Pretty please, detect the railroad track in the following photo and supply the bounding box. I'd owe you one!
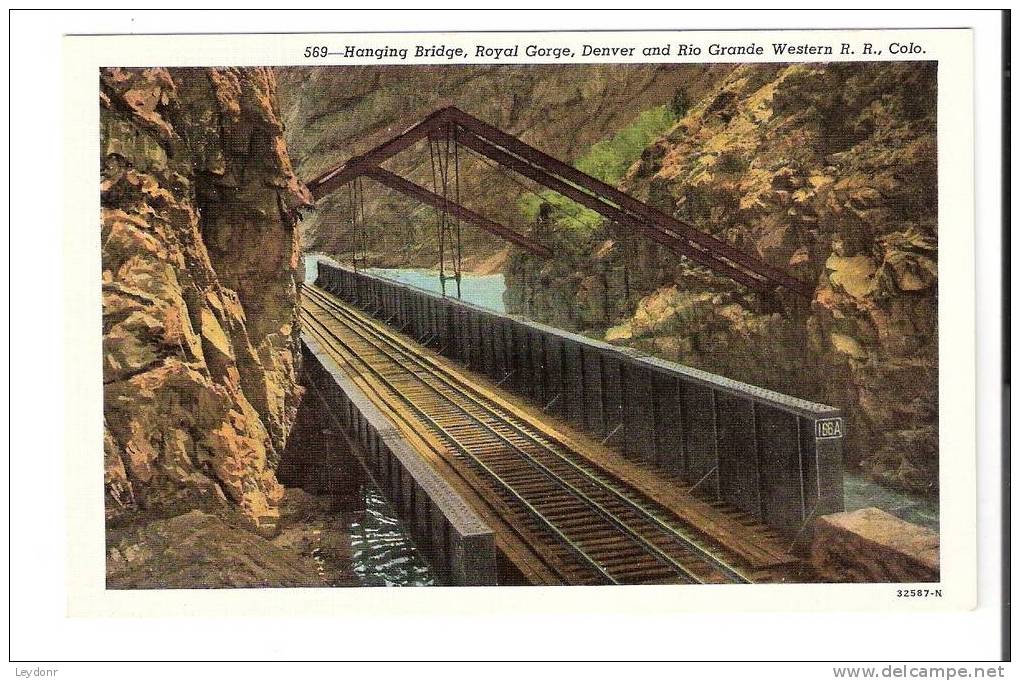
[301,283,771,586]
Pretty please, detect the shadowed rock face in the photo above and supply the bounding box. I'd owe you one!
[505,62,938,495]
[101,67,312,528]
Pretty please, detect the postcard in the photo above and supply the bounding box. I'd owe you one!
[64,26,978,616]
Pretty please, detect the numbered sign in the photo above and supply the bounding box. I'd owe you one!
[815,417,845,440]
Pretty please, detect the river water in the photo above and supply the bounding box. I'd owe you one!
[843,474,938,531]
[303,253,507,313]
[345,486,435,587]
[301,253,939,535]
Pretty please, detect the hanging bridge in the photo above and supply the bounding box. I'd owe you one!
[306,105,814,301]
[296,107,843,586]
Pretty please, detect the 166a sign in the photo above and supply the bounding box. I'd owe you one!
[815,417,844,439]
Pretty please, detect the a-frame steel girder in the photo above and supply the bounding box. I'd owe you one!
[363,167,552,257]
[307,106,813,299]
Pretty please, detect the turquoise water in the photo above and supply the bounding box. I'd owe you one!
[303,252,342,284]
[303,253,507,314]
[843,474,939,531]
[365,268,508,314]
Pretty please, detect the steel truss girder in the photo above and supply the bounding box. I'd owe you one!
[307,106,812,298]
[364,167,552,257]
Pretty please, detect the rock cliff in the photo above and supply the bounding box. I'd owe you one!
[101,67,312,529]
[505,62,938,494]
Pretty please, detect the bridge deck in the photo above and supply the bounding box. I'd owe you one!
[301,283,803,585]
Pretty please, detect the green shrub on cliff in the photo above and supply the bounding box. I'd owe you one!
[518,105,677,235]
[576,105,676,185]
[669,87,690,119]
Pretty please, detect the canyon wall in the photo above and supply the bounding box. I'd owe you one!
[505,62,938,494]
[101,67,311,529]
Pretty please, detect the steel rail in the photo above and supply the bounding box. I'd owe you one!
[306,283,752,583]
[309,283,756,583]
[302,307,581,585]
[305,299,707,587]
[305,303,586,587]
[303,302,682,585]
[304,285,751,584]
[300,304,621,585]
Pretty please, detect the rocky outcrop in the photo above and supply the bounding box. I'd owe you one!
[101,67,312,529]
[811,507,939,583]
[105,489,359,589]
[505,63,938,494]
[106,509,322,589]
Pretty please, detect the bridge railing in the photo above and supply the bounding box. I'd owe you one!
[314,261,844,542]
